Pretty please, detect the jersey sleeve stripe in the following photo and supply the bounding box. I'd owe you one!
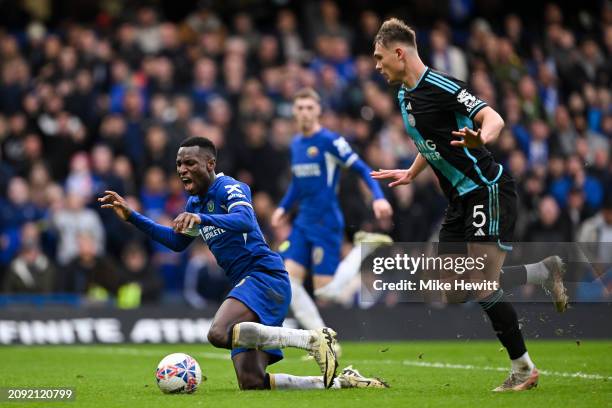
[427,72,460,91]
[425,77,456,94]
[227,201,253,212]
[468,101,488,118]
[344,153,358,167]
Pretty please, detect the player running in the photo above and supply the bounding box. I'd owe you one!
[99,137,386,390]
[371,18,553,391]
[271,88,393,334]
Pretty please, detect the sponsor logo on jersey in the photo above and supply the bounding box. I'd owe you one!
[279,240,290,252]
[225,184,241,193]
[456,89,483,112]
[406,101,412,111]
[332,137,353,157]
[292,163,321,177]
[307,146,319,158]
[312,246,324,265]
[415,139,442,161]
[224,184,247,200]
[408,113,416,127]
[201,225,226,241]
[474,228,486,236]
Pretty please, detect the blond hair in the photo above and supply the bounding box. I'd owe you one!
[293,87,321,103]
[374,18,417,49]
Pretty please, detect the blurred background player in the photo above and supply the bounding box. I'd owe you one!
[371,18,542,391]
[100,136,386,390]
[271,88,393,338]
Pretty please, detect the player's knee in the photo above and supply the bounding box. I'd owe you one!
[237,371,267,390]
[207,324,230,349]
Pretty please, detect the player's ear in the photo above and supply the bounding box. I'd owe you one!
[207,157,216,171]
[395,47,403,60]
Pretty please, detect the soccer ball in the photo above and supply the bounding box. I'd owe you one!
[156,353,202,394]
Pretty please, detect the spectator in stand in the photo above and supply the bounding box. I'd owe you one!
[524,196,573,242]
[3,222,55,293]
[429,23,468,81]
[52,191,105,266]
[117,240,162,306]
[64,232,121,297]
[140,166,168,220]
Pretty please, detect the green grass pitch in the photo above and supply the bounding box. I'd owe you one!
[2,341,610,407]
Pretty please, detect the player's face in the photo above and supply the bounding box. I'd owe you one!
[373,42,403,84]
[292,97,321,132]
[176,146,215,196]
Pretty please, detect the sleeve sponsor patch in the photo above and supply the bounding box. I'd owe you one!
[456,89,484,113]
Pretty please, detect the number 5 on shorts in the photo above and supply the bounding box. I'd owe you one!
[472,204,486,228]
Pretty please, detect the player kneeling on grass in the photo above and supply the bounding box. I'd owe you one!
[99,136,387,390]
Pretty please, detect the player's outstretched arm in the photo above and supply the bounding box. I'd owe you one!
[98,190,132,220]
[451,106,504,148]
[371,153,428,187]
[98,190,193,252]
[197,204,255,233]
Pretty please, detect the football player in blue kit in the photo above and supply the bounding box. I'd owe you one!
[271,88,393,334]
[99,137,387,390]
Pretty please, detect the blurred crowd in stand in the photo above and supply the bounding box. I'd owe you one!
[0,1,610,306]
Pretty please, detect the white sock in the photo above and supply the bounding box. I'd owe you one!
[270,374,340,390]
[315,246,363,299]
[511,351,535,374]
[525,262,549,284]
[232,322,314,350]
[290,278,325,329]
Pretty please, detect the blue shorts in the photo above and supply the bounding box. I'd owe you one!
[279,224,342,276]
[227,270,291,364]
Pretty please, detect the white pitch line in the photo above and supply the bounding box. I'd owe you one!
[398,360,611,381]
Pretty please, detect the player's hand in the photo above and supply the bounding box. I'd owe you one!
[98,190,132,221]
[370,169,414,187]
[372,198,393,220]
[173,212,201,233]
[270,208,287,228]
[450,127,484,148]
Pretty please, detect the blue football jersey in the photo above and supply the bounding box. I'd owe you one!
[186,173,285,285]
[283,128,358,229]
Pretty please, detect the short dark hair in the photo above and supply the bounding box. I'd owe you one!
[179,137,217,158]
[374,18,417,49]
